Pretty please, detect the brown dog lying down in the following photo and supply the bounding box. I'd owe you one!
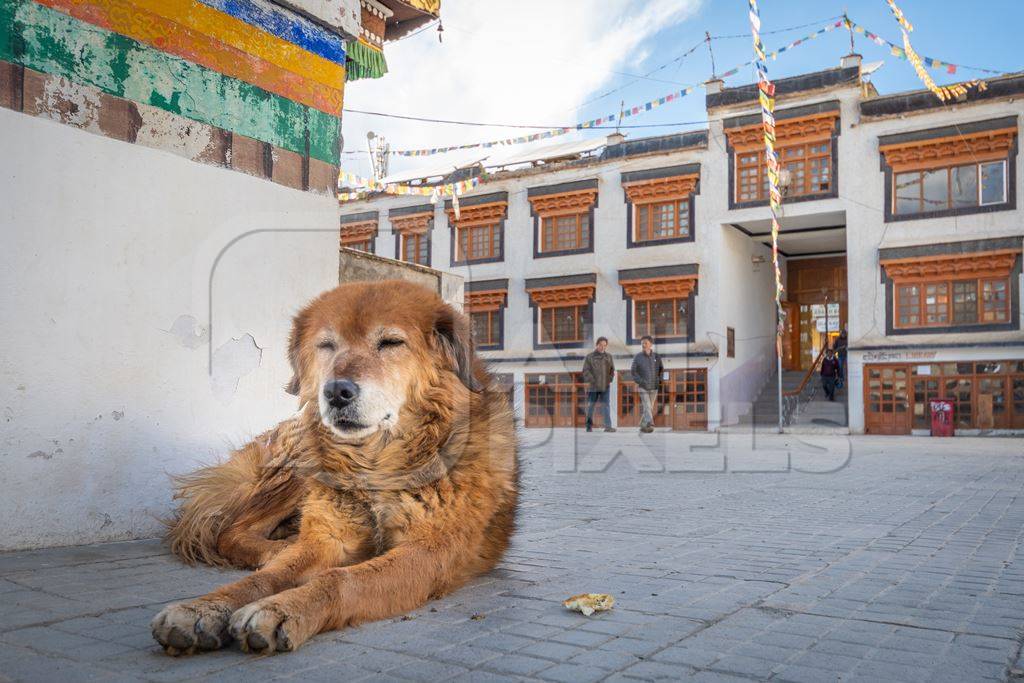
[152,280,518,655]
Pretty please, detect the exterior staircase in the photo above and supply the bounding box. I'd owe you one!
[734,369,849,432]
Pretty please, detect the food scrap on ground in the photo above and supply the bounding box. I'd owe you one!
[562,593,615,616]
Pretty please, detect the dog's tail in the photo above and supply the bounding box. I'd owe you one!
[163,422,306,567]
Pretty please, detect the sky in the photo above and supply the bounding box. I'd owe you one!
[340,0,1023,181]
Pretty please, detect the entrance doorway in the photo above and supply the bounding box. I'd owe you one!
[783,256,847,371]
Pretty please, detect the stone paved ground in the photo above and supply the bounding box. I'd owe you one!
[2,432,1024,682]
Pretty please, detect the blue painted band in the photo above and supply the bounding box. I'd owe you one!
[197,0,348,65]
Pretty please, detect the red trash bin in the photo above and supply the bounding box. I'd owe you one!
[929,399,954,437]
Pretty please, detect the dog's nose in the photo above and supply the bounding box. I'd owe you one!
[323,379,360,408]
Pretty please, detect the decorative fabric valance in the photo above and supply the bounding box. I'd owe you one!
[526,284,596,307]
[622,175,698,204]
[881,249,1019,281]
[528,189,598,217]
[725,112,839,152]
[464,289,507,313]
[340,220,377,243]
[346,39,388,81]
[880,128,1017,173]
[620,276,698,301]
[446,202,507,227]
[390,212,432,235]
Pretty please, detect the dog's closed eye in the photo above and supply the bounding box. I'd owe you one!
[377,337,405,351]
[317,339,337,352]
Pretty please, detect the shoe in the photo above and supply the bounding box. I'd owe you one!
[641,425,654,433]
[604,427,616,432]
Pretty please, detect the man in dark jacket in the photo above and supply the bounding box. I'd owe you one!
[630,335,664,433]
[820,347,841,401]
[582,337,616,432]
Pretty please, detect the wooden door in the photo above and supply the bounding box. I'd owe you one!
[782,302,800,371]
[864,365,911,434]
[670,369,708,431]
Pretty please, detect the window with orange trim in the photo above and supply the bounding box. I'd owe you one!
[634,199,689,243]
[342,237,374,252]
[895,275,1011,329]
[539,305,586,344]
[456,223,501,263]
[634,297,688,339]
[540,213,590,253]
[736,142,831,202]
[400,232,429,266]
[470,310,502,348]
[894,160,1006,215]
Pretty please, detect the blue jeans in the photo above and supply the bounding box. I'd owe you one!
[585,390,612,428]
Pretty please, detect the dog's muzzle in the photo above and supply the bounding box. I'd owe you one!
[321,379,367,431]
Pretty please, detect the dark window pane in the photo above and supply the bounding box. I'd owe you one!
[952,280,978,324]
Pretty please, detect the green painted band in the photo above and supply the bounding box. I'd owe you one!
[0,0,340,163]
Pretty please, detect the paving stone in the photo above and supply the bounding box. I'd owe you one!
[1,434,1023,682]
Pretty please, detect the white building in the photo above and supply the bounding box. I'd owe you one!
[341,57,1024,435]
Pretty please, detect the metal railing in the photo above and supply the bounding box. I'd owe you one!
[781,345,827,425]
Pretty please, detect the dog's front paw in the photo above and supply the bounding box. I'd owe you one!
[229,598,313,654]
[151,600,233,655]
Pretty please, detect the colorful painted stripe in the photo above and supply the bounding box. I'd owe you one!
[39,0,347,90]
[36,0,343,114]
[1,0,340,163]
[197,0,347,65]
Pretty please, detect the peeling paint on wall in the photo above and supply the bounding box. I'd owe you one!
[210,334,263,402]
[167,314,210,349]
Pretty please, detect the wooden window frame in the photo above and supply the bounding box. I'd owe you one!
[726,111,839,208]
[455,223,501,263]
[633,198,691,244]
[617,368,708,431]
[880,126,1017,222]
[400,231,430,266]
[529,189,597,257]
[892,160,1007,216]
[470,309,503,349]
[623,175,697,248]
[540,213,590,254]
[734,142,832,203]
[527,283,595,350]
[633,297,688,340]
[620,276,697,344]
[465,288,507,351]
[447,202,506,266]
[538,305,586,344]
[883,250,1018,334]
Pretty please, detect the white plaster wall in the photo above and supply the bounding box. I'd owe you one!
[0,110,340,550]
[714,227,776,424]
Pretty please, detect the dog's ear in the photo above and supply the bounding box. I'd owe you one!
[433,303,483,393]
[285,308,308,396]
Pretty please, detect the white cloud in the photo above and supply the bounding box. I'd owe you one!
[341,0,704,178]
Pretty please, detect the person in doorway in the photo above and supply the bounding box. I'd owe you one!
[834,326,849,378]
[820,347,841,401]
[582,336,616,432]
[631,335,664,433]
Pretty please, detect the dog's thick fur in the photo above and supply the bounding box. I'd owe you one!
[153,281,518,655]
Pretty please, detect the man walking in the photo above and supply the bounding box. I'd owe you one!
[631,335,664,433]
[582,336,616,432]
[820,347,841,401]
